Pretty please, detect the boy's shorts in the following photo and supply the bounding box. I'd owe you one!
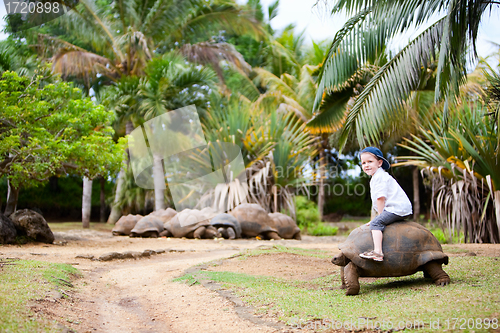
[369,211,410,231]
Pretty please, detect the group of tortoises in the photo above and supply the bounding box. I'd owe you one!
[112,203,301,240]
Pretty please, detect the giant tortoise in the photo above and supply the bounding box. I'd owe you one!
[269,212,301,240]
[150,208,177,237]
[331,222,450,295]
[211,213,242,239]
[229,203,280,240]
[130,215,164,238]
[112,214,143,236]
[169,209,219,239]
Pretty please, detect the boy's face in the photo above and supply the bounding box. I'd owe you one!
[361,152,383,176]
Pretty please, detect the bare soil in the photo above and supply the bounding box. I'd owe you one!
[1,228,499,333]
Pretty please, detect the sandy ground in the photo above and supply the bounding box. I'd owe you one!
[1,228,499,333]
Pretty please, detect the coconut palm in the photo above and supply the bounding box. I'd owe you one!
[31,0,261,85]
[100,52,218,218]
[314,0,498,150]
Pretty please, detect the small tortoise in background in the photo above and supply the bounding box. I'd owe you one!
[331,222,450,295]
[269,213,301,240]
[112,214,143,236]
[229,203,280,240]
[211,213,242,239]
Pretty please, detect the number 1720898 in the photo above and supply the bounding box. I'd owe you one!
[5,1,61,14]
[444,318,498,330]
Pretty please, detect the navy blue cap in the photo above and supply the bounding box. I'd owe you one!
[360,147,390,170]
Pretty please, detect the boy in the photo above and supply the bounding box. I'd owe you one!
[359,147,412,262]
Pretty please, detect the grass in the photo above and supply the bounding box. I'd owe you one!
[0,259,81,332]
[48,222,114,233]
[175,247,500,332]
[307,223,339,236]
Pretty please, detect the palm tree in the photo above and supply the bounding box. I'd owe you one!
[17,0,262,223]
[395,66,500,243]
[313,0,498,150]
[200,94,316,218]
[30,0,261,86]
[101,52,218,219]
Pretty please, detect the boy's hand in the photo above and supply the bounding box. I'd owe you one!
[365,222,370,226]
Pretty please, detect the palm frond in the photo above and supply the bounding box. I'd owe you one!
[180,42,251,83]
[337,19,445,150]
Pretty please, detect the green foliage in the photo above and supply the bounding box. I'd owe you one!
[0,175,115,218]
[397,91,500,243]
[430,227,464,245]
[0,259,80,332]
[295,196,320,229]
[307,223,338,236]
[314,0,495,151]
[324,176,372,216]
[0,70,125,188]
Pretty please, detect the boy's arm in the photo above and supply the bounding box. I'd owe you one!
[377,197,386,215]
[366,197,386,225]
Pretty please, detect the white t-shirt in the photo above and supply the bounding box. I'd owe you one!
[370,168,413,217]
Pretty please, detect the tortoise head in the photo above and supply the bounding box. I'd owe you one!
[331,253,349,266]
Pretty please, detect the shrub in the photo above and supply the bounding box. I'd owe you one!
[430,227,464,244]
[308,223,339,236]
[295,196,320,229]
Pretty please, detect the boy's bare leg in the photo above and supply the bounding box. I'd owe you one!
[372,230,383,255]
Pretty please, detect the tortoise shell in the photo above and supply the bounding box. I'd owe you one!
[229,203,277,237]
[150,208,177,225]
[130,215,164,237]
[169,209,211,238]
[210,213,242,238]
[269,213,301,239]
[112,214,142,236]
[340,222,448,277]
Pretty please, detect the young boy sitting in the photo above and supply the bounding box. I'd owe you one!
[358,147,413,262]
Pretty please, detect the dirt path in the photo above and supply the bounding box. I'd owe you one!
[2,229,498,333]
[0,229,344,333]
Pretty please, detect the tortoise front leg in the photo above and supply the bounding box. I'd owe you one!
[193,226,206,239]
[266,231,282,240]
[344,262,360,296]
[422,261,450,286]
[226,227,236,239]
[340,266,347,289]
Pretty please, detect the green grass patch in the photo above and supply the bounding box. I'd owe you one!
[48,222,114,233]
[176,250,500,332]
[0,259,81,332]
[307,223,339,236]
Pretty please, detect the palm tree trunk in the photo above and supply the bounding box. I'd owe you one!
[107,121,134,224]
[4,179,19,216]
[413,167,420,222]
[494,190,500,242]
[100,176,106,222]
[82,177,93,228]
[153,154,165,211]
[107,164,126,224]
[318,147,326,221]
